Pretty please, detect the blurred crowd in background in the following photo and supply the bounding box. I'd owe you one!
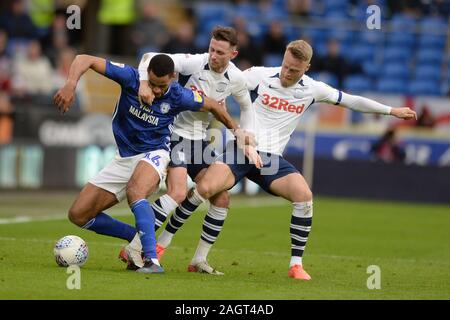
[0,0,449,159]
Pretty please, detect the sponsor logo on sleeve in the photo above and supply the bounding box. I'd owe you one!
[193,91,204,103]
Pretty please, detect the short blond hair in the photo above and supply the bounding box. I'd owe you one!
[286,40,313,63]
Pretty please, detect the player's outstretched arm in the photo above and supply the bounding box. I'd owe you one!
[201,96,256,147]
[54,54,106,114]
[337,92,417,120]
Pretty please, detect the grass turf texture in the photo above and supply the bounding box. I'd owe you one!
[0,191,449,299]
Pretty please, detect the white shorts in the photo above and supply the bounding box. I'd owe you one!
[89,149,170,202]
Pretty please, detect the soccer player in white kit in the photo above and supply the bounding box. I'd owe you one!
[163,40,417,279]
[120,26,260,271]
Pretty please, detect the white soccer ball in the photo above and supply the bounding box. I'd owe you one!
[54,235,89,267]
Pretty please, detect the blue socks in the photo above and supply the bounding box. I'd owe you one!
[130,199,157,260]
[82,212,136,242]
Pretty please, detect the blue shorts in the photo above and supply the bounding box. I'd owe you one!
[216,141,299,195]
[169,133,218,180]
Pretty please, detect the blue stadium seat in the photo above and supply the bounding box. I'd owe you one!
[381,63,410,79]
[327,29,354,44]
[235,2,259,19]
[416,49,443,65]
[418,34,447,49]
[314,40,329,57]
[194,3,231,22]
[387,32,416,48]
[358,30,384,45]
[309,72,339,89]
[376,79,407,94]
[300,27,328,44]
[383,46,411,62]
[362,61,382,78]
[349,43,376,63]
[409,80,441,96]
[420,17,448,32]
[414,65,442,81]
[391,14,417,29]
[323,0,349,11]
[343,75,373,93]
[324,11,350,20]
[263,54,283,67]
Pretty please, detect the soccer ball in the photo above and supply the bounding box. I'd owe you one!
[54,235,89,267]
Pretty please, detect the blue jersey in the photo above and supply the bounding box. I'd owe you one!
[104,60,205,157]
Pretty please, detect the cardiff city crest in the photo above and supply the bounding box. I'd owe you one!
[160,102,171,114]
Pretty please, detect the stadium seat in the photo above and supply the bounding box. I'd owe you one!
[391,13,417,29]
[420,16,448,33]
[311,72,339,89]
[263,54,283,67]
[300,27,328,44]
[418,34,447,49]
[235,2,259,19]
[409,80,441,96]
[343,75,372,93]
[416,49,444,65]
[323,0,349,12]
[349,43,376,63]
[414,65,442,81]
[358,30,385,45]
[381,63,410,79]
[327,29,354,44]
[376,79,407,94]
[194,2,231,22]
[362,61,382,78]
[387,32,416,48]
[383,46,411,62]
[313,40,329,57]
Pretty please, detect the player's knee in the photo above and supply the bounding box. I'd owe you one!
[167,187,187,204]
[292,187,313,203]
[210,191,230,208]
[303,188,313,202]
[68,207,89,227]
[126,180,145,203]
[196,182,214,200]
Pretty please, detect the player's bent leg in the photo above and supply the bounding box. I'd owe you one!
[69,183,140,270]
[159,163,234,249]
[269,173,313,280]
[188,190,230,275]
[166,166,189,204]
[127,160,164,272]
[69,183,137,243]
[268,172,312,203]
[152,166,187,234]
[196,162,236,200]
[156,166,194,258]
[68,183,118,226]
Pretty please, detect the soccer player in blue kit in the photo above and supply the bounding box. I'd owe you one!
[53,53,255,273]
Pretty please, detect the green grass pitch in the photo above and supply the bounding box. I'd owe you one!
[0,191,449,300]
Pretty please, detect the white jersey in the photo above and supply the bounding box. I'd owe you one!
[139,53,252,140]
[244,66,391,155]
